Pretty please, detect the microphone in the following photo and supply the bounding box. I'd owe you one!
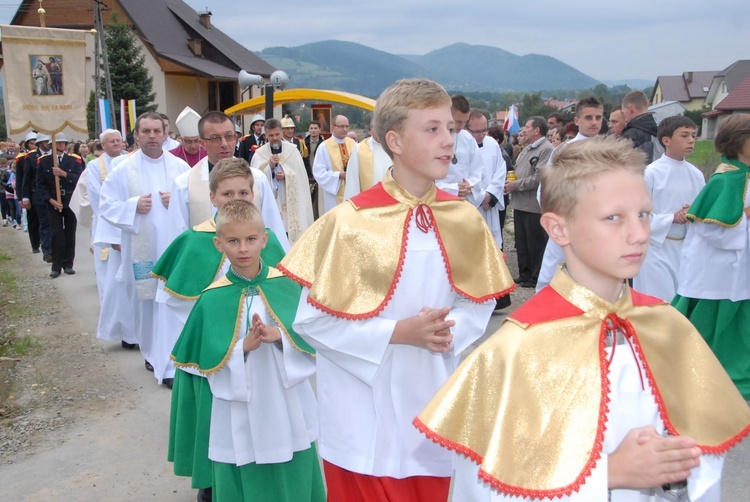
[271,143,282,155]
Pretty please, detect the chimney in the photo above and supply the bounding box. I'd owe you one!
[199,10,212,29]
[685,71,693,83]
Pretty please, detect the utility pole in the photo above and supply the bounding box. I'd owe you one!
[93,0,116,132]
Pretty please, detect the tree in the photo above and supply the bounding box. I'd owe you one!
[86,91,96,138]
[519,93,557,122]
[101,15,156,118]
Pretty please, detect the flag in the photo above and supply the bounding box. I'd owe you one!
[0,25,88,135]
[503,104,520,135]
[120,98,127,139]
[99,99,112,130]
[128,100,137,132]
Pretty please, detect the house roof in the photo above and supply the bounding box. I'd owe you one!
[7,0,275,80]
[117,0,276,79]
[717,60,750,91]
[715,75,750,111]
[653,71,717,103]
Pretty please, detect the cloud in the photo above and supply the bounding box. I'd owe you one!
[67,0,750,81]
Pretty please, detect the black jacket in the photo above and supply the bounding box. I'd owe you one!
[22,149,49,204]
[621,113,658,163]
[35,153,83,205]
[238,134,265,163]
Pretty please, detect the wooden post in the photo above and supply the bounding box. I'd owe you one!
[51,133,62,212]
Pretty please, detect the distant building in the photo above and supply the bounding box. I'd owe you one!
[544,98,576,110]
[651,71,717,111]
[648,101,687,125]
[700,60,750,139]
[3,0,276,134]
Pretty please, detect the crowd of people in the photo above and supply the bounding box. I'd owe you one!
[2,80,750,501]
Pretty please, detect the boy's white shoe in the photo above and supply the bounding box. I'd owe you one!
[2,218,7,227]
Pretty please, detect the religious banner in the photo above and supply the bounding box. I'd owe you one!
[1,25,88,135]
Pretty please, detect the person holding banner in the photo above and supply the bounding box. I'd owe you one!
[36,134,82,278]
[100,112,189,382]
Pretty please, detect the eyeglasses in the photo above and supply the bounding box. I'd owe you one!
[333,124,350,129]
[466,127,488,134]
[183,138,201,145]
[201,134,236,144]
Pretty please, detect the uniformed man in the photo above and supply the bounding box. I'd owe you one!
[237,113,265,163]
[36,133,83,278]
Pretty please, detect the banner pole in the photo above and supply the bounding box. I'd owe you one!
[51,133,62,212]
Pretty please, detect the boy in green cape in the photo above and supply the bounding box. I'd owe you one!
[154,158,286,500]
[171,200,323,501]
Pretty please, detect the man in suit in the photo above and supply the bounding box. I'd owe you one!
[22,133,53,261]
[36,133,83,278]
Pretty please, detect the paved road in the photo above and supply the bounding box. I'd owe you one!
[1,226,748,500]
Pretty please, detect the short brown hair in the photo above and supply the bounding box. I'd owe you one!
[714,113,750,160]
[621,90,649,112]
[374,78,451,158]
[135,112,165,133]
[215,199,264,235]
[209,157,254,193]
[198,111,232,138]
[451,95,471,113]
[541,136,646,218]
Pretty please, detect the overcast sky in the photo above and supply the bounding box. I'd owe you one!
[2,1,747,83]
[181,0,747,83]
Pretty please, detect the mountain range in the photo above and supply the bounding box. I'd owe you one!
[258,41,601,97]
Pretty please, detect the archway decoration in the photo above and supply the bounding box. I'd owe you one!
[224,88,376,116]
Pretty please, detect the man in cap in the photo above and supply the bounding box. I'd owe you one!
[238,113,265,163]
[280,116,308,158]
[22,133,53,260]
[36,133,83,278]
[251,117,314,244]
[313,114,356,214]
[169,107,206,167]
[15,132,37,250]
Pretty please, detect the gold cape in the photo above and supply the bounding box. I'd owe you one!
[416,269,750,499]
[278,171,514,319]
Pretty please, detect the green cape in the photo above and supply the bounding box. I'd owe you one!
[151,218,286,300]
[171,263,314,374]
[686,158,749,228]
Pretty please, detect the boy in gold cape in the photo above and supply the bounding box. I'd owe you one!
[416,137,750,501]
[280,78,514,500]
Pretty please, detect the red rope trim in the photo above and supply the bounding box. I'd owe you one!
[410,325,612,500]
[299,209,412,320]
[625,318,750,455]
[413,417,483,464]
[430,205,516,303]
[277,263,312,289]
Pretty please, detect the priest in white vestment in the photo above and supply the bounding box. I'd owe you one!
[313,114,357,214]
[344,128,391,199]
[166,112,288,249]
[100,112,189,383]
[251,118,314,245]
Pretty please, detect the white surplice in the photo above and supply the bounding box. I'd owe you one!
[343,137,391,199]
[633,156,705,301]
[312,136,350,215]
[436,129,484,207]
[166,157,289,250]
[476,135,506,249]
[207,295,318,466]
[99,150,189,379]
[451,337,723,502]
[251,142,314,245]
[293,214,494,478]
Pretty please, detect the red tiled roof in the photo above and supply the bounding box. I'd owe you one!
[715,75,750,111]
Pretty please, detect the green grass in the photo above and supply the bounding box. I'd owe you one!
[0,332,41,358]
[687,140,720,178]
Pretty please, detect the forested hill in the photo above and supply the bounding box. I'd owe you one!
[259,41,599,96]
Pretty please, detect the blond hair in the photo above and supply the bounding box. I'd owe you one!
[209,157,254,193]
[374,78,451,158]
[541,136,646,217]
[215,199,264,235]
